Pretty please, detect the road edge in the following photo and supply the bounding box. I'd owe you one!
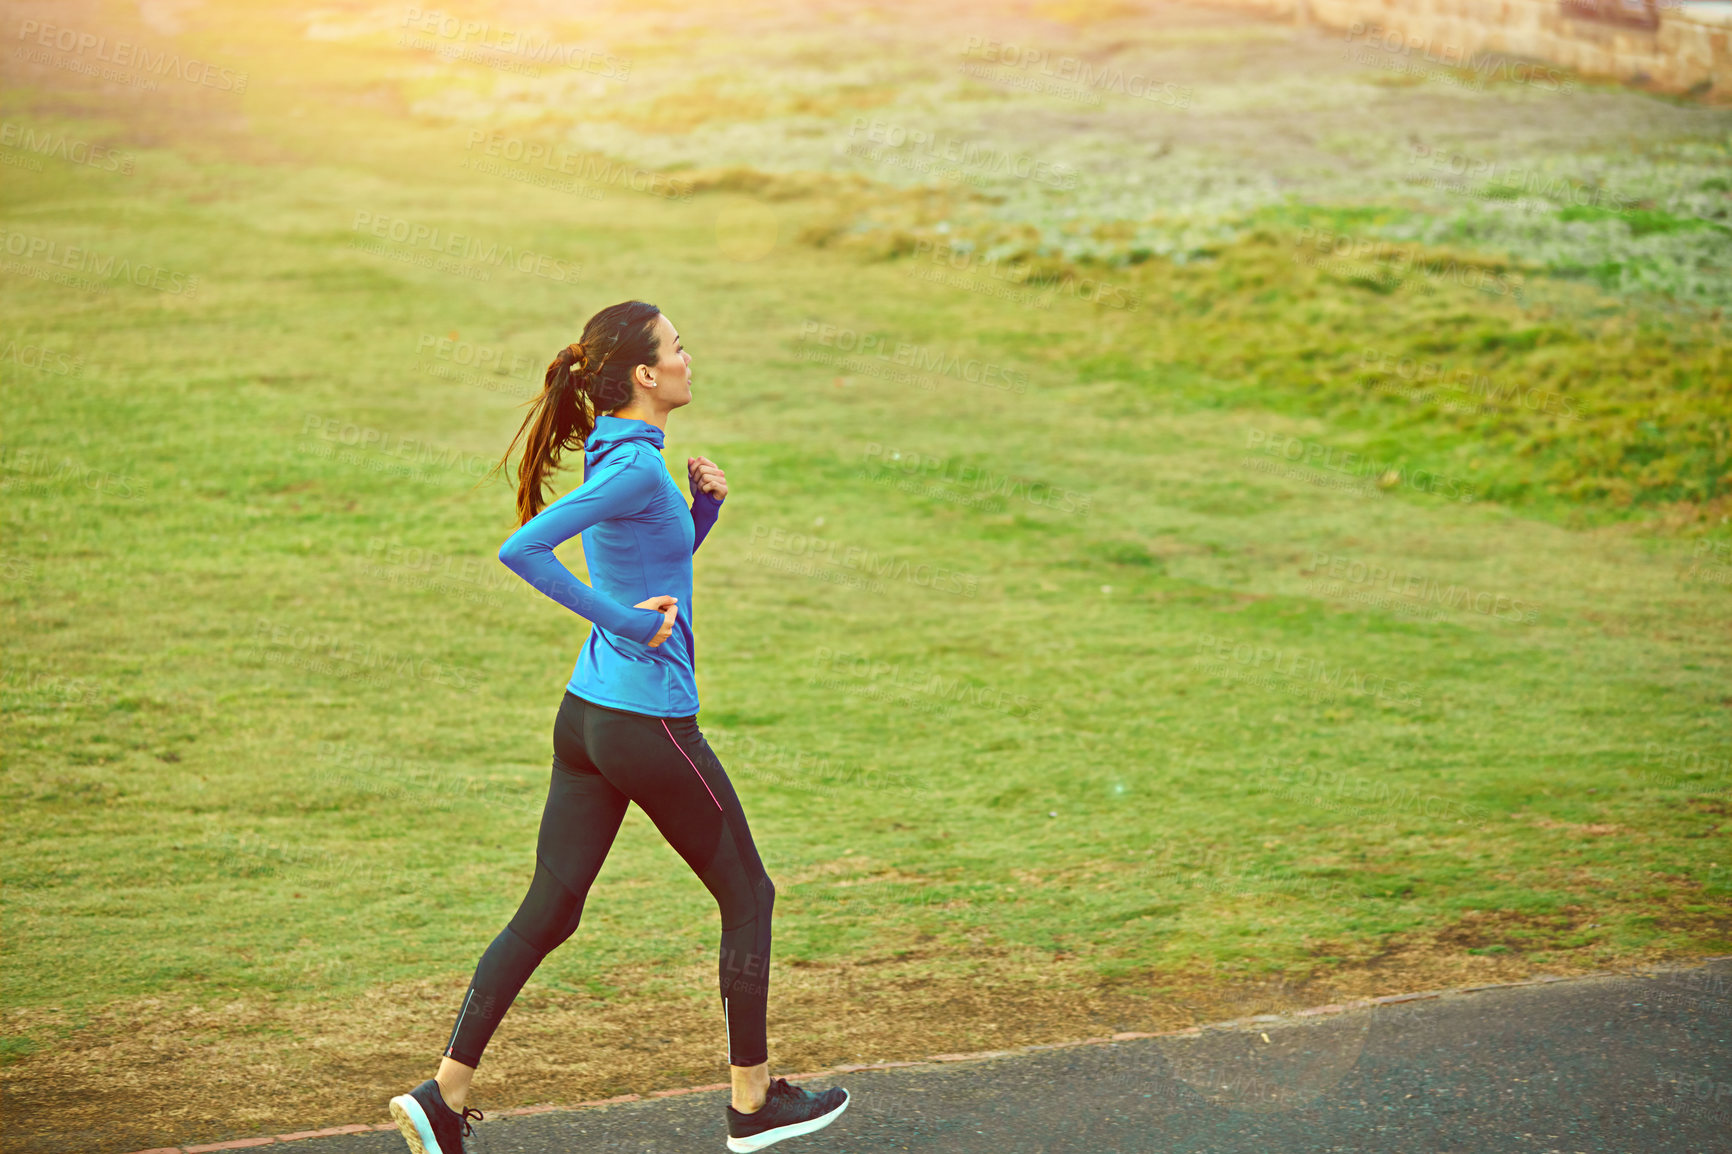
[127,955,1732,1153]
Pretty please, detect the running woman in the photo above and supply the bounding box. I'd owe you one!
[388,301,849,1154]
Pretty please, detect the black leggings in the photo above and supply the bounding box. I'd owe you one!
[443,691,775,1069]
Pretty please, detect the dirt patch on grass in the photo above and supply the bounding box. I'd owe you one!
[1431,906,1597,953]
[1,958,1156,1154]
[5,936,1723,1154]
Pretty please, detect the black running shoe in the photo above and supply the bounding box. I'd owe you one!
[388,1078,484,1154]
[725,1076,850,1152]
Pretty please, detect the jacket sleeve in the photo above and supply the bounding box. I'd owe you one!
[497,454,670,645]
[691,488,723,553]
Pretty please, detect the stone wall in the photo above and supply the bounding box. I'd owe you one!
[1200,0,1732,97]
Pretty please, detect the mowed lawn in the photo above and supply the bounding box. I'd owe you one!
[4,7,1731,1151]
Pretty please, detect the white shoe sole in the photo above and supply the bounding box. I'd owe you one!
[725,1089,849,1152]
[389,1093,443,1154]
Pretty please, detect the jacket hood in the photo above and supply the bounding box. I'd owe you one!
[585,414,665,468]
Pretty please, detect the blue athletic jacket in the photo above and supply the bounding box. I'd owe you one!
[498,414,723,717]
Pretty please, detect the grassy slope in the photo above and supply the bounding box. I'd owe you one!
[1,1,1729,1149]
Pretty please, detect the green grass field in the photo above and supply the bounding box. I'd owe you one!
[3,1,1729,1150]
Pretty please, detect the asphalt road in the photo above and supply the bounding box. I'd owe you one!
[284,961,1729,1154]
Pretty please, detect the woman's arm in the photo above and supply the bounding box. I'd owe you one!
[691,488,723,553]
[498,454,669,644]
[687,455,727,554]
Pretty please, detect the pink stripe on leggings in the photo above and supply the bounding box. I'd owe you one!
[662,718,724,812]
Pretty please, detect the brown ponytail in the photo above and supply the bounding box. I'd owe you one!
[486,300,662,525]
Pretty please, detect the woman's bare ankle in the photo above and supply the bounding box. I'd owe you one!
[730,1061,770,1112]
[435,1056,476,1113]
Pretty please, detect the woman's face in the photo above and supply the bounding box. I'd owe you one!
[637,312,692,407]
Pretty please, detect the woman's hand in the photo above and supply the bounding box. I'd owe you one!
[634,595,679,647]
[687,455,727,501]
